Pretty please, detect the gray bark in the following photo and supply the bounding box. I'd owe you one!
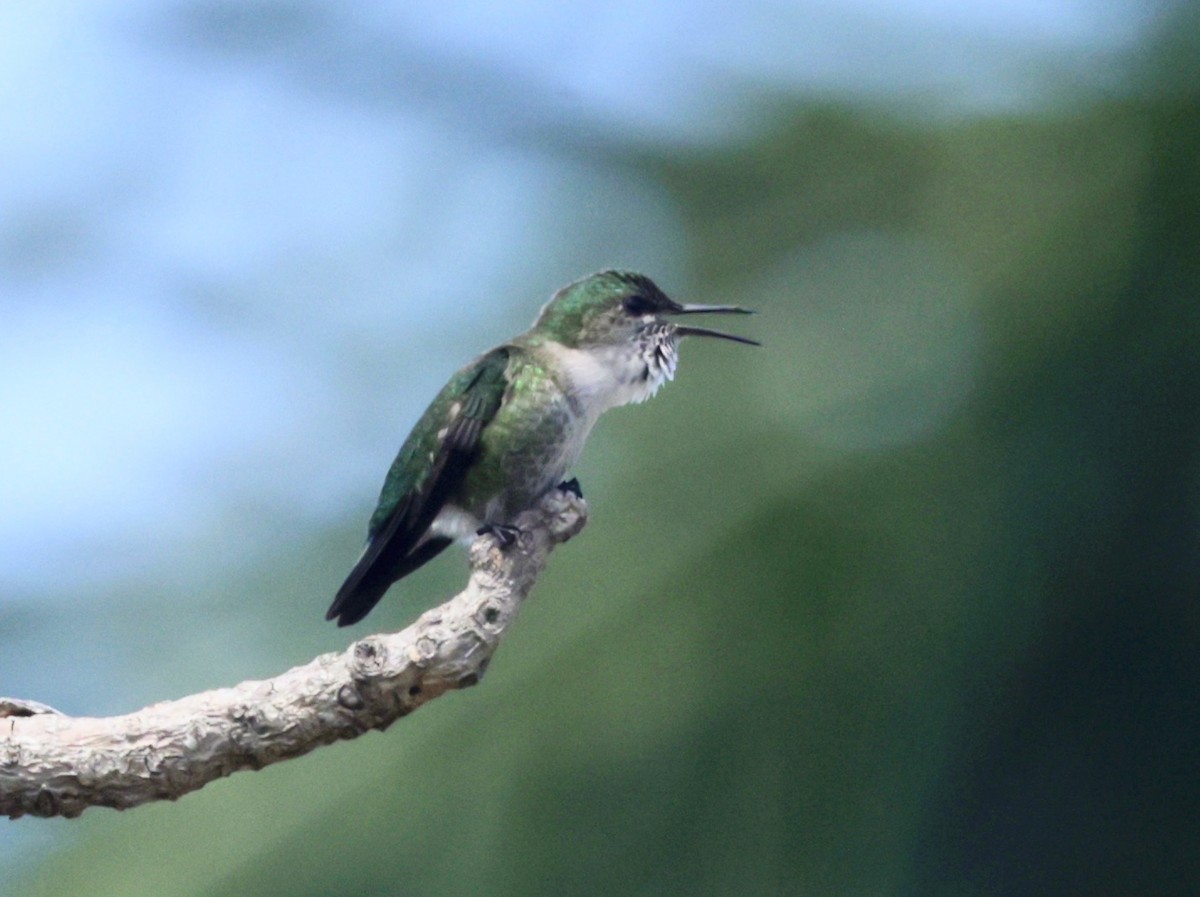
[0,491,586,819]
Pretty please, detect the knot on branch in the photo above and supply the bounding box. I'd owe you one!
[0,698,64,719]
[526,488,588,543]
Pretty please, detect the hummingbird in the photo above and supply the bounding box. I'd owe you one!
[326,270,759,626]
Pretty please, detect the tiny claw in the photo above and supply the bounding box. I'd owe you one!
[557,478,583,499]
[476,523,521,548]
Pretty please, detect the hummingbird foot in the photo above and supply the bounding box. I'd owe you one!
[476,523,522,548]
[557,478,583,499]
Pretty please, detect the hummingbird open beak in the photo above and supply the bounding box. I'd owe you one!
[669,303,761,346]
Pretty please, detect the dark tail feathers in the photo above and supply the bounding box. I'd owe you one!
[326,536,453,627]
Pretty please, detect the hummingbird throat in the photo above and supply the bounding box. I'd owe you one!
[640,326,679,398]
[602,326,679,407]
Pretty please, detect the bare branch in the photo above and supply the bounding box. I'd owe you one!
[0,490,586,820]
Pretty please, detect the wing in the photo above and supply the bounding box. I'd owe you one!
[326,346,511,626]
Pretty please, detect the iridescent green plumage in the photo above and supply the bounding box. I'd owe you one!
[327,270,758,626]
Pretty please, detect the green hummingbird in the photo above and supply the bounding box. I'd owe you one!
[326,270,759,626]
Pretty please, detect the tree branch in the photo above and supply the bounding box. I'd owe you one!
[0,490,587,820]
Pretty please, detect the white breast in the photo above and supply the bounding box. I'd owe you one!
[540,341,674,414]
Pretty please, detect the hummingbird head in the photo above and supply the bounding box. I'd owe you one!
[532,270,760,351]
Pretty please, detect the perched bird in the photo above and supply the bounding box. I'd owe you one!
[327,270,759,626]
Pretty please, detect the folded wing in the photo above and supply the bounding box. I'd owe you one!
[326,347,511,626]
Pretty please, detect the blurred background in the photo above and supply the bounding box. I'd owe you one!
[3,1,1198,894]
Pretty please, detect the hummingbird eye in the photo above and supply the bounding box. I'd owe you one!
[623,294,656,317]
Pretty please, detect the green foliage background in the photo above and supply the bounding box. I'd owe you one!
[8,9,1200,897]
